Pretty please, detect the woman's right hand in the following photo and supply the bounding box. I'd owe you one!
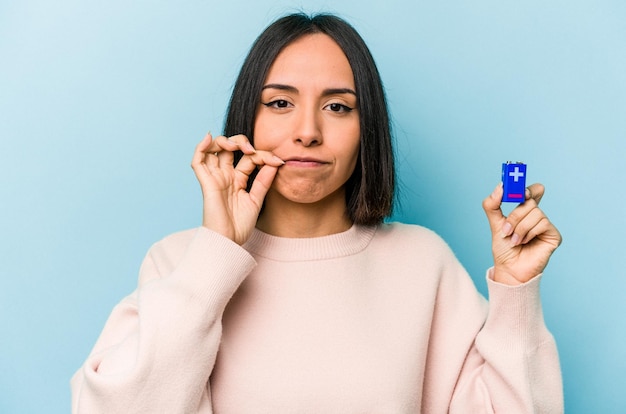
[191,132,284,245]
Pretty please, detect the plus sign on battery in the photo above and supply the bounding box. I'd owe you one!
[509,166,524,182]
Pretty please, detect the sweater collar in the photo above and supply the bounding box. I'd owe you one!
[243,224,377,262]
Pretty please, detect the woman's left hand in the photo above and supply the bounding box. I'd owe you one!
[482,183,562,285]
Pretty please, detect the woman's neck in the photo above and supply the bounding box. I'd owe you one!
[256,189,353,238]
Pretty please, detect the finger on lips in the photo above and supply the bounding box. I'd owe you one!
[192,133,282,198]
[235,151,285,174]
[194,132,284,173]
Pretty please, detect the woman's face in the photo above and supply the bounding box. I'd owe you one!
[253,33,360,206]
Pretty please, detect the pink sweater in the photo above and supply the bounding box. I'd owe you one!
[71,223,563,413]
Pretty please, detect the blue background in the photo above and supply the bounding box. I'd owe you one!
[1,0,624,412]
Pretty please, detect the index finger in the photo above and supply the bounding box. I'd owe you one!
[526,183,545,205]
[235,151,285,177]
[211,134,257,155]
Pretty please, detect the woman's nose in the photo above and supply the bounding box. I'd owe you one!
[293,107,322,147]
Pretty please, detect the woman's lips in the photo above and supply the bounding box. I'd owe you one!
[282,157,329,168]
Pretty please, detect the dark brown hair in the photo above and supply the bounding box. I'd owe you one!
[224,13,395,225]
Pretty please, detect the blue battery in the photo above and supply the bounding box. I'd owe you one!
[502,162,527,203]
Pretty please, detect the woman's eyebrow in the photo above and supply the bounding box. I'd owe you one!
[322,88,357,97]
[262,83,298,93]
[261,84,356,97]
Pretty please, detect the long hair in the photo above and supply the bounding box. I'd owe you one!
[224,13,395,225]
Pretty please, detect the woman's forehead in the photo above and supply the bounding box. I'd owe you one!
[264,33,354,88]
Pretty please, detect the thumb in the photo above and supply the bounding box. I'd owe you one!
[248,165,279,207]
[482,183,506,234]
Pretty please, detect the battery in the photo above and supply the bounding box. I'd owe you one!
[502,162,527,203]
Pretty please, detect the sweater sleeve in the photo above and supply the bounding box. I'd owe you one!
[449,270,564,413]
[70,227,256,414]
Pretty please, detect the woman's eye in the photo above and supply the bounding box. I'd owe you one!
[263,100,291,109]
[326,103,353,113]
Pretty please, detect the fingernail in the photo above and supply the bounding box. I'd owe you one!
[273,156,285,164]
[244,143,256,153]
[511,233,520,246]
[525,188,531,199]
[501,222,512,238]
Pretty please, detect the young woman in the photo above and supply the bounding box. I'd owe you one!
[71,13,563,413]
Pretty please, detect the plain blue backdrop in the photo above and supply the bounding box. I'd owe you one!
[1,0,624,412]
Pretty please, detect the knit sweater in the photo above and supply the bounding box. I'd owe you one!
[71,223,563,413]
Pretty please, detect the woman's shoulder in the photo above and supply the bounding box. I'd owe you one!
[145,227,251,265]
[371,222,456,260]
[149,227,198,254]
[376,222,449,245]
[138,227,253,285]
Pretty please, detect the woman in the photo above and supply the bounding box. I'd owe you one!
[71,13,563,413]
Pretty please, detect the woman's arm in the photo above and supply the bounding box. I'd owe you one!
[72,134,282,413]
[423,183,563,412]
[71,227,256,414]
[450,272,563,413]
[461,183,563,412]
